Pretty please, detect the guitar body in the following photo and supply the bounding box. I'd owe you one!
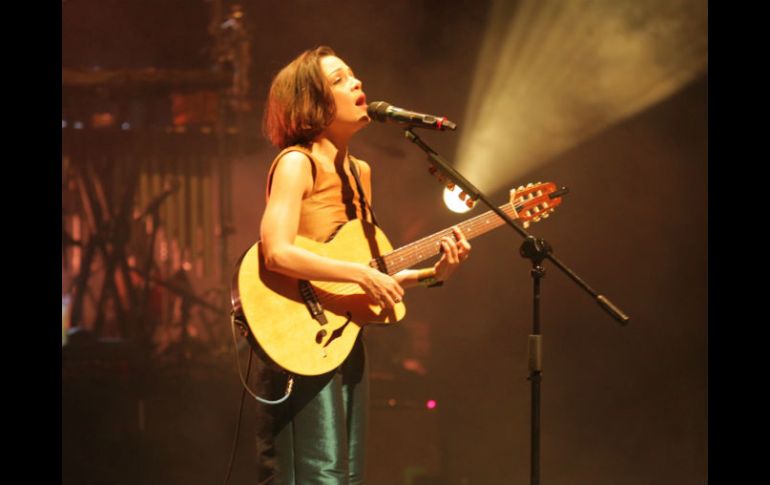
[232,219,407,376]
[232,181,563,376]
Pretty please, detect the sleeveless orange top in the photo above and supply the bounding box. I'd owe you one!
[266,146,374,243]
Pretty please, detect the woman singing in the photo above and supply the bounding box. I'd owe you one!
[255,45,471,484]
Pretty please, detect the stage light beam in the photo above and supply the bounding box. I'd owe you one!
[455,0,708,195]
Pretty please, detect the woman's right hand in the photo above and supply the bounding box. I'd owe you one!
[357,266,405,309]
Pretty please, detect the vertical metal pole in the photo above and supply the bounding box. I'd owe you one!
[216,96,232,306]
[529,266,544,485]
[521,235,551,485]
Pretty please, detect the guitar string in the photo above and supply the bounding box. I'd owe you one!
[309,195,559,304]
[310,205,515,299]
[306,197,552,305]
[383,188,558,268]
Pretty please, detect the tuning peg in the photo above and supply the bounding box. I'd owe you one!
[523,221,530,229]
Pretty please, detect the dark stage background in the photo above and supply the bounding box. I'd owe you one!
[62,1,707,484]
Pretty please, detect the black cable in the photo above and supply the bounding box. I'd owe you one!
[223,313,295,484]
[222,341,253,485]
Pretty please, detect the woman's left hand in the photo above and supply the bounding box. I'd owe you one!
[434,226,472,282]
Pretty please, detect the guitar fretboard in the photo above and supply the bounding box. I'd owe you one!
[374,203,518,275]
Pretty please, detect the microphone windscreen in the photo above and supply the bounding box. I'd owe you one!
[367,101,390,121]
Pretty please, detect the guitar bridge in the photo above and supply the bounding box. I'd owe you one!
[298,280,328,325]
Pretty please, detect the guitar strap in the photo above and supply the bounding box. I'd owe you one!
[349,157,379,227]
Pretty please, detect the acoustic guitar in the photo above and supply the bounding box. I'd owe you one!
[232,182,563,376]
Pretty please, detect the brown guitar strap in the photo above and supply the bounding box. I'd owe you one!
[349,158,379,227]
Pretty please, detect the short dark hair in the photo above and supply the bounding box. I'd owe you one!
[262,46,337,149]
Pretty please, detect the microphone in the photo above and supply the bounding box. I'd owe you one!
[367,101,457,131]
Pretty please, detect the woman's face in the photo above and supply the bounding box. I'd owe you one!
[320,55,370,131]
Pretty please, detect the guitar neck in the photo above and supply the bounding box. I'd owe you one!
[375,203,517,275]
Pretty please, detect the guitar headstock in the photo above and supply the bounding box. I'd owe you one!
[509,182,563,229]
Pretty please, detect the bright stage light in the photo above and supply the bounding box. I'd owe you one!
[443,186,474,214]
[454,0,708,194]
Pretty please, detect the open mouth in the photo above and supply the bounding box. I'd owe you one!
[355,94,366,106]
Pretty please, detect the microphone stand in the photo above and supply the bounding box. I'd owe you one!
[402,128,630,485]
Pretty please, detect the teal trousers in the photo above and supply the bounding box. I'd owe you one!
[256,335,369,484]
